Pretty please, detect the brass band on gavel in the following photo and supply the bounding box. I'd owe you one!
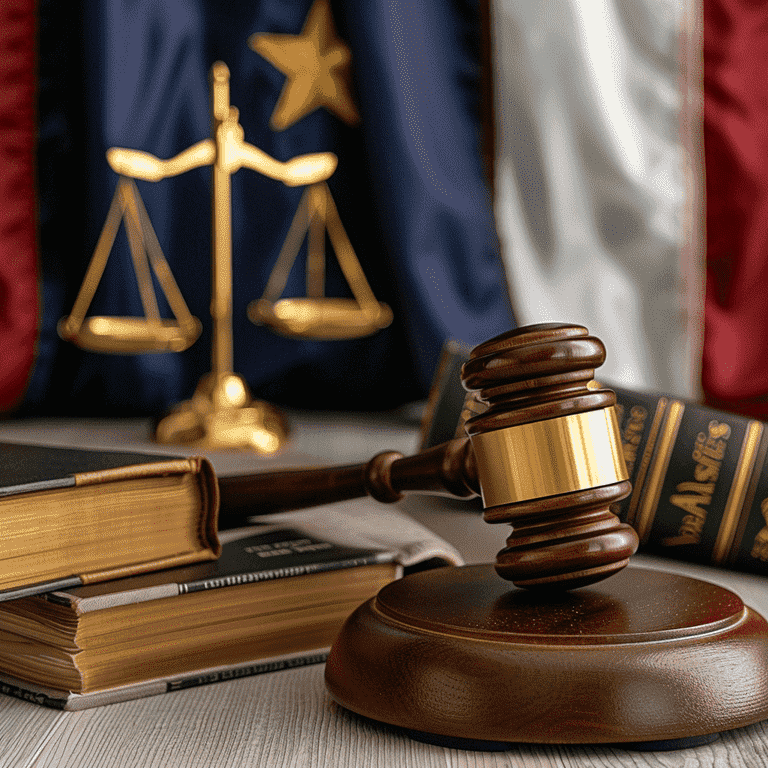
[469,407,628,508]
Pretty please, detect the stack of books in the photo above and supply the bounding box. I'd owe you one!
[0,442,459,710]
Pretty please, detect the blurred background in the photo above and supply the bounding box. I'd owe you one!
[1,0,765,422]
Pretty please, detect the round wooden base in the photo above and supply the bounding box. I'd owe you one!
[325,565,768,746]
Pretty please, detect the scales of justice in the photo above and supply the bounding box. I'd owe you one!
[58,62,392,452]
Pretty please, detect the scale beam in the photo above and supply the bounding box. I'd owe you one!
[107,141,216,181]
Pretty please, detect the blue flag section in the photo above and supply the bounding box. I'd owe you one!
[28,0,515,415]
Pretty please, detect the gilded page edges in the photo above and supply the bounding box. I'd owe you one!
[73,455,222,564]
[80,455,222,583]
[194,456,222,557]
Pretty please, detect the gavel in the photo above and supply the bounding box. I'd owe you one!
[221,323,768,747]
[217,323,639,589]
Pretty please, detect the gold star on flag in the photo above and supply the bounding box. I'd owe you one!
[249,0,361,131]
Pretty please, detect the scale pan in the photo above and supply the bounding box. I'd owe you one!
[58,316,202,354]
[249,298,393,340]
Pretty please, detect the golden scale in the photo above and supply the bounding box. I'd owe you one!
[58,61,392,452]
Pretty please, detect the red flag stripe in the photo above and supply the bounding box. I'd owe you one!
[0,0,38,411]
[702,0,768,417]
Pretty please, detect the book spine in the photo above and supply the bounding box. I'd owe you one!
[613,386,768,576]
[166,651,330,692]
[0,680,68,710]
[180,554,392,593]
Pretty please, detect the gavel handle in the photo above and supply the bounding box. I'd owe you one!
[216,437,479,529]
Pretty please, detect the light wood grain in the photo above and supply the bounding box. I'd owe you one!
[1,666,767,767]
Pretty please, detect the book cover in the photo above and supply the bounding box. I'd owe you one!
[40,527,400,611]
[0,650,332,711]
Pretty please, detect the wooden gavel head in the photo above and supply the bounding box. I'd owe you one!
[460,322,638,589]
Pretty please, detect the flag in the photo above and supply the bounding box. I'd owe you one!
[6,0,514,416]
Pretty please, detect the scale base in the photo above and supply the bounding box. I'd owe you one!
[326,564,768,747]
[154,372,288,453]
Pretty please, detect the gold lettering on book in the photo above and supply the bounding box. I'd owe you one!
[625,397,668,529]
[751,498,768,561]
[663,420,731,547]
[664,482,715,546]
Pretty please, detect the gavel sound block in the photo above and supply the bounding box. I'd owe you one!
[218,324,768,748]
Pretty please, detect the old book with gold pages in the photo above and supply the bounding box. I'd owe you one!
[0,527,456,710]
[0,442,220,599]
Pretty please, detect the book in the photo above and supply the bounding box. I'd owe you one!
[611,386,768,576]
[0,442,220,600]
[0,526,453,710]
[420,340,768,577]
[418,340,474,449]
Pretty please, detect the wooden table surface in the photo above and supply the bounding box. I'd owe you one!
[1,412,767,767]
